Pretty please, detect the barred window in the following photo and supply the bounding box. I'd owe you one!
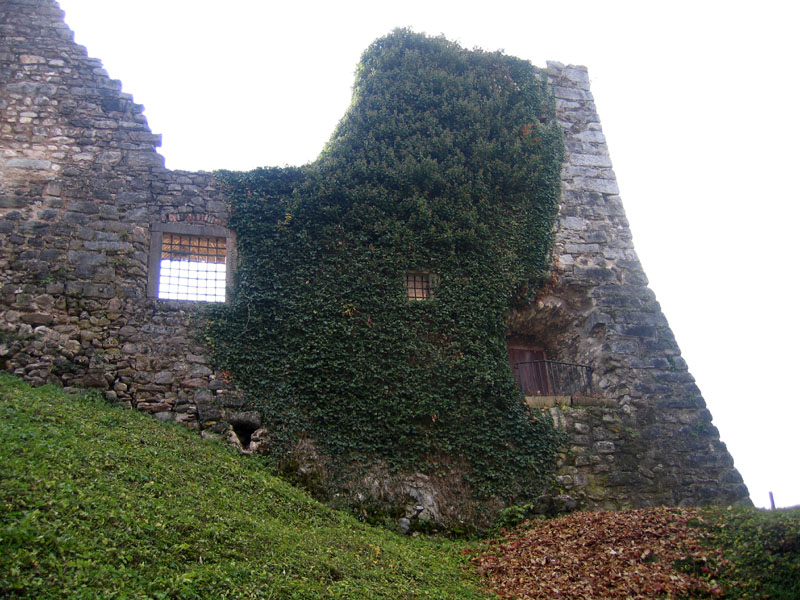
[147,223,234,303]
[406,271,437,300]
[158,234,226,302]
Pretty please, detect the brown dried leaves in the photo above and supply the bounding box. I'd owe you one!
[471,507,726,599]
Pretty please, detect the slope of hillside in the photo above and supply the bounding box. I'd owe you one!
[0,375,490,599]
[4,374,797,600]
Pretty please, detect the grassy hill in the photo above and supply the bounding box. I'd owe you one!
[2,374,798,599]
[0,375,489,599]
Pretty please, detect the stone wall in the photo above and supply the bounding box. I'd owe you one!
[507,63,749,508]
[0,0,246,433]
[1,0,749,509]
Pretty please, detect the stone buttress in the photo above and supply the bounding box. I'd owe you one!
[505,63,748,508]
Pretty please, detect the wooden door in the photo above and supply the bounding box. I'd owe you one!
[507,345,549,395]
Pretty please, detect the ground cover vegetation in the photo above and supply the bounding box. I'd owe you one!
[207,29,565,509]
[0,375,491,599]
[3,377,798,599]
[705,505,800,599]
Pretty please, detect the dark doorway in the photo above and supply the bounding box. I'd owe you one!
[507,341,550,395]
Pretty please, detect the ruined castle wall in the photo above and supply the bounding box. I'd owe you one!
[1,0,748,508]
[509,63,749,508]
[0,0,241,430]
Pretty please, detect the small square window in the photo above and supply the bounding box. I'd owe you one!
[406,271,437,300]
[158,233,227,302]
[148,224,234,302]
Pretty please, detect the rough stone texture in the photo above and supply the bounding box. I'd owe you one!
[0,0,243,428]
[1,1,749,511]
[506,63,749,508]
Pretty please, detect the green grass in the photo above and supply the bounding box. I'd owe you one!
[0,375,492,599]
[4,374,798,600]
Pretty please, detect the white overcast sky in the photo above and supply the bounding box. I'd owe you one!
[57,0,800,508]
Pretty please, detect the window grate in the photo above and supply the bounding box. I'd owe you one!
[161,233,226,264]
[158,233,227,302]
[406,272,432,300]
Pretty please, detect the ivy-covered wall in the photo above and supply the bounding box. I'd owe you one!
[208,31,565,508]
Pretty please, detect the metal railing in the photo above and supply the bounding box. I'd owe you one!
[512,360,593,397]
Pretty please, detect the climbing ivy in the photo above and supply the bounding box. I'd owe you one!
[208,30,564,502]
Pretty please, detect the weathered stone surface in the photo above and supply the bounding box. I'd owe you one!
[153,371,174,385]
[197,403,222,423]
[227,410,261,430]
[20,312,53,325]
[5,158,52,170]
[361,470,444,524]
[248,427,271,454]
[0,0,236,433]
